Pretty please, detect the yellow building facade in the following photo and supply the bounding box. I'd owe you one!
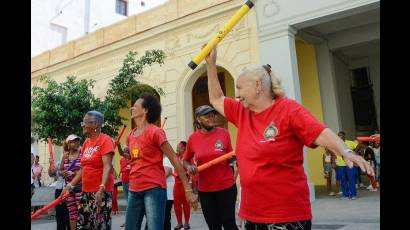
[32,0,372,188]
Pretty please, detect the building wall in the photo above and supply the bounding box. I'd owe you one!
[296,40,326,186]
[31,0,168,57]
[350,53,380,128]
[333,55,356,139]
[32,0,258,185]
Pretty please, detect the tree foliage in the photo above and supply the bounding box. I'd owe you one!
[31,50,166,145]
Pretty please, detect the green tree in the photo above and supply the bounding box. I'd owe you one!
[31,49,166,145]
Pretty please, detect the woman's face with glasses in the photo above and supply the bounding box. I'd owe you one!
[197,112,216,128]
[81,115,97,136]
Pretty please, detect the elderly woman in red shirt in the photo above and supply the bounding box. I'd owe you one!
[61,110,115,230]
[204,46,374,230]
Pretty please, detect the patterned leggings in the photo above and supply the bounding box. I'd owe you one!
[66,191,81,221]
[77,192,112,230]
[244,220,311,230]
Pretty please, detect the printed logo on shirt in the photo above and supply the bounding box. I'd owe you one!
[83,146,100,158]
[132,145,140,159]
[261,122,279,142]
[214,140,224,152]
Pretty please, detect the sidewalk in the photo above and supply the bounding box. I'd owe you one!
[32,188,380,230]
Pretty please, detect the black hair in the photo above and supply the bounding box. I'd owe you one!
[179,141,187,147]
[338,131,346,136]
[86,110,104,127]
[35,155,39,159]
[139,93,162,124]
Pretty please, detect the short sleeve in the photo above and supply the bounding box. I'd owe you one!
[183,137,194,161]
[289,103,327,148]
[100,135,115,156]
[153,128,167,147]
[224,98,241,127]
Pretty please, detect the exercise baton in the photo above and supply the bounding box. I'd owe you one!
[114,125,127,148]
[47,137,54,163]
[31,192,70,220]
[357,136,380,142]
[173,151,235,176]
[187,0,254,70]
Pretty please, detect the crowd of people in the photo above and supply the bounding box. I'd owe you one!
[31,45,377,230]
[322,131,380,200]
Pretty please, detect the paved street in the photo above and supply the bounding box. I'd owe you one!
[32,188,379,230]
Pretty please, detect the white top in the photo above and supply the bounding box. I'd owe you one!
[49,161,65,189]
[163,157,175,200]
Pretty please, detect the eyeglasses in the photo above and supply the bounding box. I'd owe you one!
[199,112,216,119]
[80,120,96,126]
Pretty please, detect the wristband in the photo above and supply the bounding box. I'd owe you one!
[66,183,74,190]
[185,189,193,192]
[343,149,354,157]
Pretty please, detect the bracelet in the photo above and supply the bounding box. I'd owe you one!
[342,149,354,157]
[185,189,193,192]
[66,183,74,190]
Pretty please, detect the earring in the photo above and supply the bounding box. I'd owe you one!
[94,129,97,132]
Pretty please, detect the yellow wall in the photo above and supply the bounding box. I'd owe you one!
[295,40,326,186]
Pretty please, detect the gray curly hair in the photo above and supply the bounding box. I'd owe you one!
[239,64,285,98]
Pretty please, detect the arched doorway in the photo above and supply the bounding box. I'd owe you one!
[191,67,235,131]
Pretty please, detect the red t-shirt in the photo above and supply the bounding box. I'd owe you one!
[183,127,235,192]
[127,124,167,192]
[80,133,115,192]
[224,97,326,223]
[120,157,131,183]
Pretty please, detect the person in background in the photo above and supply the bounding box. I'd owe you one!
[60,134,82,230]
[112,168,120,215]
[173,141,191,230]
[31,153,35,198]
[163,154,175,230]
[362,142,378,192]
[49,159,70,230]
[337,131,358,200]
[32,155,43,188]
[323,148,336,196]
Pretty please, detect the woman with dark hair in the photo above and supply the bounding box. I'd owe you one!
[60,110,115,230]
[183,105,237,230]
[119,93,197,230]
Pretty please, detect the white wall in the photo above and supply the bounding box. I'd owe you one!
[31,0,168,57]
[333,55,356,139]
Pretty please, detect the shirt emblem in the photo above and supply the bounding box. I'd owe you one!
[83,146,99,158]
[214,140,224,151]
[262,122,279,142]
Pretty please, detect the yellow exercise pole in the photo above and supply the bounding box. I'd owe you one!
[187,0,255,70]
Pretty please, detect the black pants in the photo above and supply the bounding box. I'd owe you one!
[55,189,70,230]
[198,184,238,230]
[244,220,311,230]
[164,200,173,230]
